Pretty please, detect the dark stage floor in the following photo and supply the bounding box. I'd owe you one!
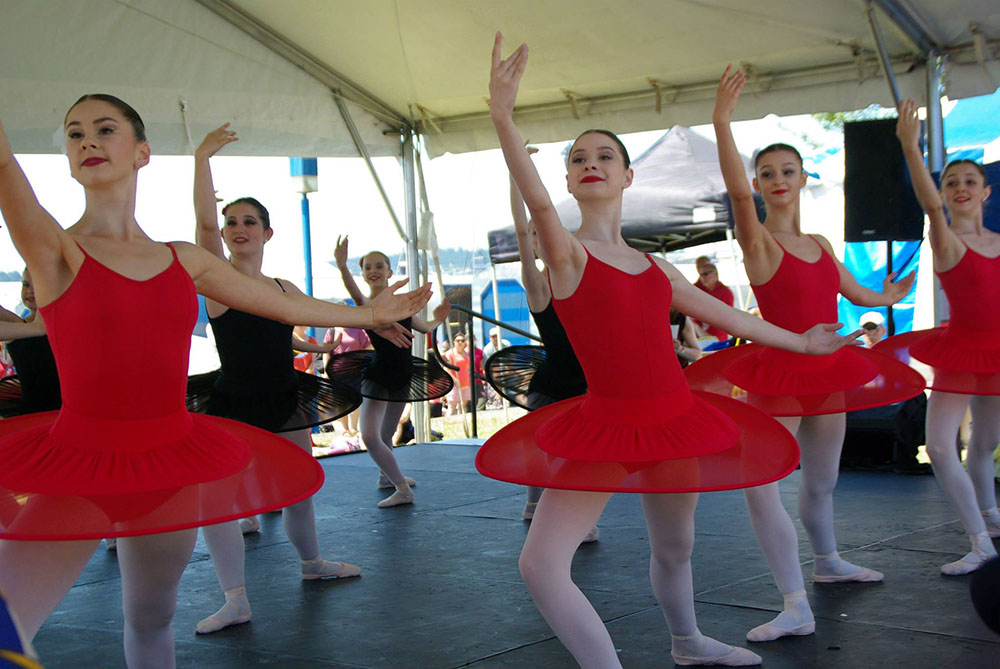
[33,440,1000,668]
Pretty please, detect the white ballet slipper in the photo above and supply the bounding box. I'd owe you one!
[238,516,260,535]
[941,532,997,576]
[377,481,414,508]
[813,552,884,583]
[746,619,815,642]
[672,646,762,666]
[195,587,251,634]
[300,558,362,581]
[377,473,415,489]
[581,526,600,544]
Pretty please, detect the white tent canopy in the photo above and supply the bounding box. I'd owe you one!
[2,0,998,158]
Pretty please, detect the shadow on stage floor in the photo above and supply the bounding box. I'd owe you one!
[35,440,1000,668]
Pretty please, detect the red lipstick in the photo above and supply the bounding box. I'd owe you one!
[81,157,106,167]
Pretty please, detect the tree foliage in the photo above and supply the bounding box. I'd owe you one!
[813,104,897,131]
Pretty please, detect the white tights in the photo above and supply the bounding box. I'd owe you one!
[359,399,407,484]
[0,529,197,669]
[519,489,749,668]
[203,427,324,591]
[925,392,1000,535]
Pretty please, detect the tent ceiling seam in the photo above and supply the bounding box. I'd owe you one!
[193,0,412,130]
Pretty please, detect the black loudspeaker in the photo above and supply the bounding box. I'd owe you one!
[844,119,925,242]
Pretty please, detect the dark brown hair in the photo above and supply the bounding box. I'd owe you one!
[569,129,631,168]
[941,159,987,183]
[360,251,392,269]
[754,143,802,170]
[222,197,271,229]
[66,94,147,142]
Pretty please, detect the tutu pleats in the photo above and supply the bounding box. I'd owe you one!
[685,344,925,416]
[485,346,561,409]
[326,350,453,402]
[0,411,324,540]
[0,377,24,418]
[186,370,361,432]
[475,390,798,493]
[874,327,1000,395]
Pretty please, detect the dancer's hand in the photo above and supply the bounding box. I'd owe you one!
[895,99,921,149]
[432,298,451,323]
[370,279,432,325]
[801,323,862,355]
[713,65,746,125]
[882,270,916,304]
[195,123,238,160]
[373,322,414,348]
[334,235,349,267]
[489,32,528,121]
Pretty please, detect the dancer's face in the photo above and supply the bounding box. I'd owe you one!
[565,132,633,200]
[940,164,990,216]
[64,99,149,187]
[221,202,272,253]
[753,149,806,206]
[361,253,392,288]
[20,269,35,312]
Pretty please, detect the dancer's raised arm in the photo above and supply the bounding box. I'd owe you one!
[810,235,915,307]
[0,120,69,277]
[713,66,781,275]
[334,236,369,306]
[510,149,550,310]
[194,124,238,259]
[896,98,963,268]
[490,33,582,274]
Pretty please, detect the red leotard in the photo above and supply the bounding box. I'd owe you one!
[0,244,323,540]
[685,237,925,416]
[475,248,799,493]
[875,245,1000,394]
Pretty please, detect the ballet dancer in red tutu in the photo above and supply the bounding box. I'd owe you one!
[874,98,1000,574]
[685,67,925,642]
[0,94,429,668]
[478,34,859,667]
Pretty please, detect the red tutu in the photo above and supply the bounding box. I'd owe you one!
[475,249,799,493]
[684,344,926,416]
[0,244,324,540]
[874,328,1000,395]
[476,390,797,493]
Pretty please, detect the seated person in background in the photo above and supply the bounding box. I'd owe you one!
[859,311,886,348]
[482,327,510,360]
[670,307,702,367]
[692,262,734,341]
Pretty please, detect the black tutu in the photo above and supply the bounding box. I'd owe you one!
[0,375,61,418]
[485,346,587,410]
[325,350,453,402]
[186,370,361,433]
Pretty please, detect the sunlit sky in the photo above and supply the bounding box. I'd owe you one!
[2,114,840,302]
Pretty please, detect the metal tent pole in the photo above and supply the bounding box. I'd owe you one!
[402,131,428,443]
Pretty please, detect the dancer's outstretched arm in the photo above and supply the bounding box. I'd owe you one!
[489,33,585,279]
[193,124,238,260]
[0,317,46,342]
[896,98,964,269]
[176,242,430,328]
[713,66,782,278]
[664,258,859,354]
[811,234,916,306]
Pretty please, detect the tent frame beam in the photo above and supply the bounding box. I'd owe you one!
[194,0,411,130]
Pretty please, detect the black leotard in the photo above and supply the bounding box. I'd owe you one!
[7,334,61,412]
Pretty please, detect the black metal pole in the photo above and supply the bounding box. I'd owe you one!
[467,319,478,438]
[886,240,895,337]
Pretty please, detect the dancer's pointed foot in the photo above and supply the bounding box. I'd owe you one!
[813,552,883,583]
[195,587,251,634]
[581,526,600,544]
[672,631,762,666]
[300,557,362,581]
[377,472,415,489]
[239,516,260,535]
[377,481,414,508]
[746,590,815,642]
[941,532,997,576]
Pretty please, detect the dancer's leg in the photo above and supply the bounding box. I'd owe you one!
[967,396,1000,530]
[361,400,413,507]
[118,529,197,668]
[518,489,617,668]
[742,482,813,641]
[281,427,361,580]
[197,521,251,633]
[374,402,415,488]
[796,413,883,582]
[926,391,998,574]
[640,494,761,666]
[0,539,98,640]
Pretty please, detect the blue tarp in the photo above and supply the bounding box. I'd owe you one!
[838,241,920,336]
[480,279,532,346]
